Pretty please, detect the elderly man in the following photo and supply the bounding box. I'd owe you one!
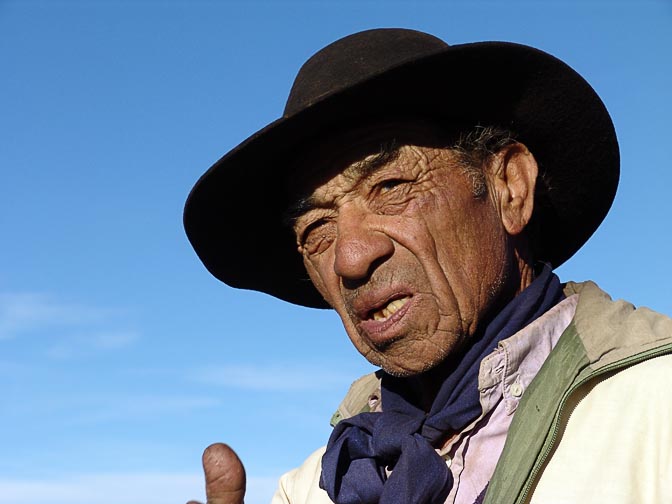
[184,29,672,504]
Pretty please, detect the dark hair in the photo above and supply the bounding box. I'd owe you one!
[450,125,518,197]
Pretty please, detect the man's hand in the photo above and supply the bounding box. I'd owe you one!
[187,443,246,504]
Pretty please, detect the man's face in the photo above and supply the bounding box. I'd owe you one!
[291,126,516,376]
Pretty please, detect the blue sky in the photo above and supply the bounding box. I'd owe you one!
[1,1,671,503]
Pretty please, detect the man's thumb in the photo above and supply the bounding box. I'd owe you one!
[200,443,246,504]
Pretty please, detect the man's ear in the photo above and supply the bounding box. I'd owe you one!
[488,143,538,236]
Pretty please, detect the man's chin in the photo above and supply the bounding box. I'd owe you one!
[370,353,448,378]
[380,366,424,378]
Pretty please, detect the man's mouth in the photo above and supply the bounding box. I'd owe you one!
[369,295,411,321]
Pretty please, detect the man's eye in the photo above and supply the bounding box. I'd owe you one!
[300,220,335,255]
[377,179,407,192]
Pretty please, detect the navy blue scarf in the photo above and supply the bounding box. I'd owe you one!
[320,267,564,504]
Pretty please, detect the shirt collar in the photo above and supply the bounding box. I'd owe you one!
[478,294,579,415]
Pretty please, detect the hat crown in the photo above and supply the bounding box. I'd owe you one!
[284,28,448,117]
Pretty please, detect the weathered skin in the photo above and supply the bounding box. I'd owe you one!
[187,122,539,503]
[291,124,537,383]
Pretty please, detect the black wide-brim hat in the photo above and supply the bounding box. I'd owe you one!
[184,28,619,308]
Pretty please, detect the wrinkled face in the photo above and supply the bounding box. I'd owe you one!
[290,125,515,376]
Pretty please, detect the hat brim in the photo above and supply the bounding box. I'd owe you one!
[184,41,619,308]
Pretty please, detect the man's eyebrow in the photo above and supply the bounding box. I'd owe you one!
[283,194,319,227]
[283,140,402,226]
[348,140,401,180]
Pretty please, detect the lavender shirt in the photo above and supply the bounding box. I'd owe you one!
[432,294,578,504]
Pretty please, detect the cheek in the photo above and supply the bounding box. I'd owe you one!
[303,252,350,311]
[303,256,333,303]
[387,193,506,310]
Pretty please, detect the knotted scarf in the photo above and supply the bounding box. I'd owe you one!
[320,266,564,504]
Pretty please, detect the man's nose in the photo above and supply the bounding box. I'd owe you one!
[333,207,394,283]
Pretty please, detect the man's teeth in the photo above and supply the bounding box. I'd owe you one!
[371,296,410,321]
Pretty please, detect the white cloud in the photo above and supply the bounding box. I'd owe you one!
[0,292,138,357]
[67,395,222,424]
[45,330,140,359]
[91,330,139,349]
[0,292,109,340]
[195,363,357,391]
[0,473,279,504]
